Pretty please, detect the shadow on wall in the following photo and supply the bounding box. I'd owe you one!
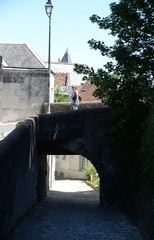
[0,117,46,240]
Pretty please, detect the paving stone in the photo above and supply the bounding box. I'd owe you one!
[8,180,144,240]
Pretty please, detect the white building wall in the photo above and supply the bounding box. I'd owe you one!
[51,62,85,86]
[55,155,92,180]
[50,73,54,103]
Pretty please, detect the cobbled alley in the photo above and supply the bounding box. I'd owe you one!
[8,180,143,240]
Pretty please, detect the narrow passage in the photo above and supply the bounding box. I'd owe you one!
[9,180,143,240]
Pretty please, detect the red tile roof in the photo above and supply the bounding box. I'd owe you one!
[79,81,100,102]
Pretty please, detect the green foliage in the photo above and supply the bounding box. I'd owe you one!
[0,132,5,140]
[137,94,154,191]
[74,3,153,235]
[84,166,97,181]
[93,178,100,187]
[54,85,71,102]
[129,97,154,239]
[74,0,154,144]
[84,166,100,186]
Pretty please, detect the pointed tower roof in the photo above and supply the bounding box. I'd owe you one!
[61,48,72,63]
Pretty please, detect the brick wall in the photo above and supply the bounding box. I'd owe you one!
[54,73,67,86]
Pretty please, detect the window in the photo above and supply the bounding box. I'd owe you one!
[65,76,68,86]
[79,156,87,171]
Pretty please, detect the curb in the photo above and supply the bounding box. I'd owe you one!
[85,181,100,192]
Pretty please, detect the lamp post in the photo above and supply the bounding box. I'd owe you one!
[45,1,55,191]
[45,0,53,114]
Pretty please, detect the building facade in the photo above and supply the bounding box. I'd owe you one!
[0,43,54,122]
[55,155,92,180]
[50,49,85,86]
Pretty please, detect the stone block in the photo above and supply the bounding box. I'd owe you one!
[1,101,26,110]
[2,94,20,104]
[3,83,21,91]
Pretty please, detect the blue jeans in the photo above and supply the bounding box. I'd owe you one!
[72,100,79,110]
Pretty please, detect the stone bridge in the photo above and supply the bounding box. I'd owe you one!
[37,107,131,205]
[0,107,132,239]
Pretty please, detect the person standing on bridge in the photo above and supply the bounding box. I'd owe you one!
[72,85,79,110]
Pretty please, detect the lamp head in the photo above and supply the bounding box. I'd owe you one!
[45,0,53,17]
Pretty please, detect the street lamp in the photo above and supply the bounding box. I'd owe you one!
[45,0,53,114]
[45,0,55,191]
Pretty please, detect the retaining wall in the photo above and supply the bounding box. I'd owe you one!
[0,117,46,239]
[0,68,50,123]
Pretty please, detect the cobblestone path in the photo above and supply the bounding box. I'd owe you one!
[9,180,143,240]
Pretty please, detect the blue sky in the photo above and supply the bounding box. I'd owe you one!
[0,0,118,70]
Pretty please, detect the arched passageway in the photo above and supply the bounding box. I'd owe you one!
[37,108,133,207]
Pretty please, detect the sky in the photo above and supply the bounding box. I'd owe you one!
[0,0,118,70]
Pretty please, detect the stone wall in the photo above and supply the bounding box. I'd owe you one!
[0,117,46,239]
[42,101,103,114]
[0,68,51,123]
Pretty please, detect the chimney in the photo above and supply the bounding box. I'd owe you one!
[58,58,60,63]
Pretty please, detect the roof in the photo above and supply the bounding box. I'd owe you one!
[0,43,46,68]
[79,80,100,102]
[61,49,72,63]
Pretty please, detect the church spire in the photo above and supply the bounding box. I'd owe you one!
[61,48,72,63]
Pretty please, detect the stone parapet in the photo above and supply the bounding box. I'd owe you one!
[42,101,104,114]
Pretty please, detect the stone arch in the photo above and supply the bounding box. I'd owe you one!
[37,108,132,207]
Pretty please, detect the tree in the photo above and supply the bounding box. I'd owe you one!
[74,0,154,143]
[54,85,71,102]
